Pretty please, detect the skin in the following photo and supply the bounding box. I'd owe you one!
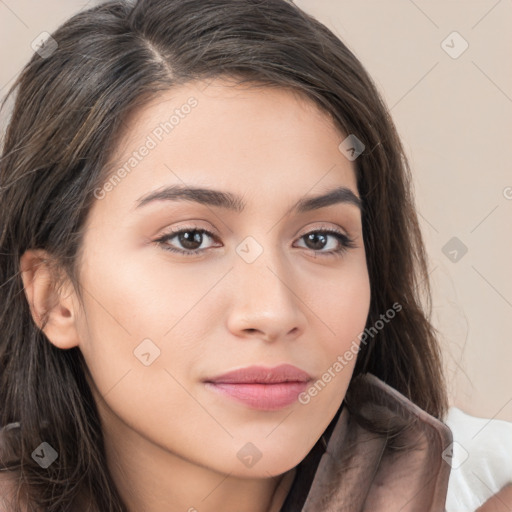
[477,484,512,512]
[20,77,371,512]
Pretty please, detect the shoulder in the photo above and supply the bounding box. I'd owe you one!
[0,471,33,512]
[0,472,17,512]
[444,407,512,511]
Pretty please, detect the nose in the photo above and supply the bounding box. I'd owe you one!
[225,243,307,343]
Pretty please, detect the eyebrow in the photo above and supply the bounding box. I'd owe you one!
[135,184,362,214]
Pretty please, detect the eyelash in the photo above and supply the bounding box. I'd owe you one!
[154,225,357,258]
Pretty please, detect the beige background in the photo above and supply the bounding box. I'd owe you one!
[1,0,511,421]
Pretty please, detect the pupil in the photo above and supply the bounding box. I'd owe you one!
[306,233,326,250]
[180,231,202,250]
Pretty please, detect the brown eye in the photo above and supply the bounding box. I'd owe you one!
[295,229,356,257]
[155,228,219,255]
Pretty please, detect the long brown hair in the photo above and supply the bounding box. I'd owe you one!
[0,0,447,509]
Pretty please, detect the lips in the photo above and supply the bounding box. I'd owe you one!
[203,364,313,411]
[204,363,312,384]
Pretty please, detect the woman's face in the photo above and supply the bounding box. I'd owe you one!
[73,77,371,479]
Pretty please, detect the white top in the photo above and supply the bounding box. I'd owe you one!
[444,406,512,511]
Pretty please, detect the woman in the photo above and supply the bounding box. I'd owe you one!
[0,0,510,510]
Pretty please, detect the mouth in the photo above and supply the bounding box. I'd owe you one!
[203,364,313,411]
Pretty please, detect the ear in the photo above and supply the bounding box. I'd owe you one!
[19,249,80,349]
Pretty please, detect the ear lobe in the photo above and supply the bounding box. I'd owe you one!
[19,249,80,350]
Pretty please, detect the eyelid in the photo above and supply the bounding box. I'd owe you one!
[295,222,351,238]
[156,222,351,243]
[155,221,220,239]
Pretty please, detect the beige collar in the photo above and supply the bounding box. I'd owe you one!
[280,373,453,512]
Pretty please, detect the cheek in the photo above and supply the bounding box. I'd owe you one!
[289,254,371,411]
[78,245,213,337]
[311,256,371,352]
[75,254,209,446]
[74,244,231,406]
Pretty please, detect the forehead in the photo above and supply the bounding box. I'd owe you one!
[97,77,358,213]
